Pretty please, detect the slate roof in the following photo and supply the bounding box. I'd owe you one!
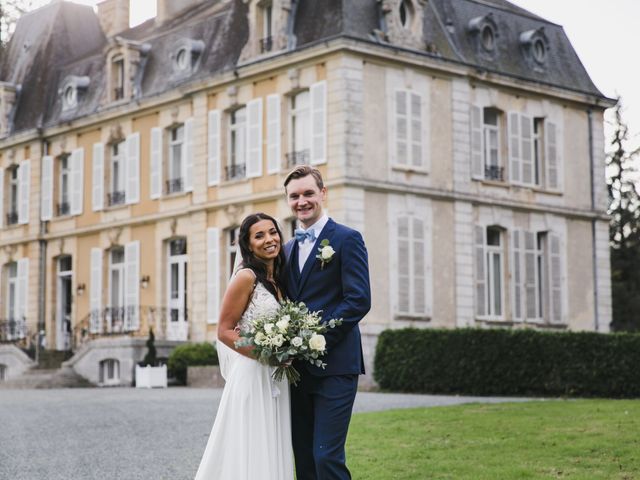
[0,0,606,137]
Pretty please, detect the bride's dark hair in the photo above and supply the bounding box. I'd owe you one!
[237,213,287,298]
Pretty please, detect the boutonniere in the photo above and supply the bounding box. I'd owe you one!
[316,239,335,270]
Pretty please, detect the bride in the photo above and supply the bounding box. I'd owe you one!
[195,213,294,480]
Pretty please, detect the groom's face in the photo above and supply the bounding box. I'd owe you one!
[286,175,326,228]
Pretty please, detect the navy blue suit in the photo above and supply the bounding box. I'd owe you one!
[285,218,371,480]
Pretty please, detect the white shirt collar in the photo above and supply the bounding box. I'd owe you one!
[300,214,329,236]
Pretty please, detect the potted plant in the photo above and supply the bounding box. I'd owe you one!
[135,329,167,388]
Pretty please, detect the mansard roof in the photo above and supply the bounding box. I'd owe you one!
[0,0,607,137]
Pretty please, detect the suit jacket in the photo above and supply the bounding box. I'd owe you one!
[284,218,371,376]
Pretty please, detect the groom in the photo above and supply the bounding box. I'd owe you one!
[283,165,371,480]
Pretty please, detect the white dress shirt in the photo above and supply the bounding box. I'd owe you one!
[297,214,329,272]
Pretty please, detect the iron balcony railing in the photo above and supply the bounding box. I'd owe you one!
[6,209,18,225]
[0,317,27,343]
[286,149,310,168]
[260,36,273,53]
[225,163,246,181]
[57,201,71,216]
[107,190,126,206]
[114,87,124,100]
[484,165,505,182]
[165,178,184,194]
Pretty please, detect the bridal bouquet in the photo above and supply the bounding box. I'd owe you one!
[235,300,342,385]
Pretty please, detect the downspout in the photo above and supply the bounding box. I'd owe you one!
[38,128,48,359]
[587,109,600,332]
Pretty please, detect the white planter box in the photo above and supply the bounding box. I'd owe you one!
[135,365,168,388]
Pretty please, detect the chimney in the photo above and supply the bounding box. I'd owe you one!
[156,0,204,25]
[97,0,130,37]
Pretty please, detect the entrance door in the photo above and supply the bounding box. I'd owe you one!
[56,256,72,350]
[167,238,188,341]
[108,248,125,332]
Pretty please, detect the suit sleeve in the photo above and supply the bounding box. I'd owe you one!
[322,230,371,350]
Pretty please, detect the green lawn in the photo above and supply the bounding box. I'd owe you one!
[346,400,640,479]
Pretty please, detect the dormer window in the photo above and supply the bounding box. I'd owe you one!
[520,28,549,70]
[378,0,425,50]
[60,76,90,112]
[105,38,151,105]
[481,25,495,51]
[239,0,292,63]
[261,3,273,53]
[399,0,413,28]
[172,39,204,75]
[112,56,125,101]
[0,82,19,137]
[468,14,498,58]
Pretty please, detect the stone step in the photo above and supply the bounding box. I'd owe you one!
[0,367,94,389]
[37,350,73,370]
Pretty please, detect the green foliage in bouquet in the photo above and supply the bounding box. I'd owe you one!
[168,342,219,385]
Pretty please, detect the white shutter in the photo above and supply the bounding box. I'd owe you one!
[397,216,410,314]
[520,115,534,185]
[412,217,426,314]
[17,258,28,322]
[546,121,560,190]
[0,168,4,228]
[310,80,327,165]
[511,230,524,321]
[523,231,538,320]
[246,98,263,178]
[90,248,103,334]
[18,160,30,224]
[183,118,195,191]
[124,241,140,331]
[474,225,486,317]
[150,127,163,199]
[92,144,104,211]
[207,227,220,324]
[41,156,54,220]
[125,132,140,204]
[410,92,423,168]
[266,94,281,174]
[395,90,407,167]
[70,148,84,216]
[549,233,563,324]
[508,112,521,183]
[208,110,221,186]
[470,105,483,179]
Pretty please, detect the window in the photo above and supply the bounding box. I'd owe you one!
[396,216,427,316]
[108,247,125,332]
[260,3,273,53]
[227,227,240,279]
[167,238,188,341]
[394,90,423,169]
[478,227,504,318]
[58,155,71,216]
[483,108,502,181]
[227,108,247,180]
[287,91,310,167]
[99,358,120,385]
[399,0,412,28]
[112,56,125,101]
[63,85,77,111]
[7,166,19,225]
[532,39,546,64]
[5,262,17,322]
[481,25,495,52]
[108,142,126,206]
[56,256,72,351]
[167,125,184,194]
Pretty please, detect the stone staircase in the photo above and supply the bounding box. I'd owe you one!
[0,350,94,389]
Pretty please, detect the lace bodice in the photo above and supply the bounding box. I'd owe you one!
[238,279,280,332]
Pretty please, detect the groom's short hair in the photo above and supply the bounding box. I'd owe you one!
[284,165,324,190]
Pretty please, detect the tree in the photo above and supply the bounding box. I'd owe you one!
[607,98,640,332]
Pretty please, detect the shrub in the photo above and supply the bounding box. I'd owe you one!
[168,342,218,385]
[374,328,640,398]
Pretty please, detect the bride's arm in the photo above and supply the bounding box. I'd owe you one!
[217,269,256,359]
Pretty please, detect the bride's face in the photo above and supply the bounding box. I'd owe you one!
[248,219,281,262]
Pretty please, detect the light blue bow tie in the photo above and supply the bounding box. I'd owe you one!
[295,228,316,244]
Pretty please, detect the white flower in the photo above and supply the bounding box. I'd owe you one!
[255,332,266,345]
[291,337,303,348]
[328,319,336,328]
[309,334,326,352]
[320,246,335,260]
[264,323,274,334]
[276,317,289,331]
[272,334,285,347]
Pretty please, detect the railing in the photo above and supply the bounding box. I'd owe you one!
[72,306,191,351]
[114,87,124,100]
[107,190,126,206]
[0,317,27,343]
[6,210,18,225]
[286,149,310,168]
[484,165,505,182]
[165,178,184,194]
[57,201,70,216]
[260,36,273,53]
[225,163,246,181]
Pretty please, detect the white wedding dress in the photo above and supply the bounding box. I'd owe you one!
[194,278,294,480]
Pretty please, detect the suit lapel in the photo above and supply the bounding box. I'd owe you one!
[296,219,336,296]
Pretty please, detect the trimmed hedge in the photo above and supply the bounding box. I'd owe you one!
[168,343,219,385]
[374,328,640,397]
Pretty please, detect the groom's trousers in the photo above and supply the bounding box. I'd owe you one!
[291,372,359,480]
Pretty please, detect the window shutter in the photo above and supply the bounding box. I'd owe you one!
[549,233,563,323]
[183,118,195,192]
[92,144,104,211]
[310,80,327,165]
[90,248,103,334]
[124,241,140,331]
[17,258,28,322]
[125,132,140,204]
[18,160,30,224]
[508,112,521,183]
[523,231,537,320]
[70,148,84,215]
[246,98,263,178]
[266,94,281,174]
[511,230,524,321]
[208,110,221,186]
[410,93,423,168]
[150,127,163,199]
[470,105,483,179]
[41,156,54,221]
[546,121,560,190]
[0,168,4,228]
[207,227,220,324]
[520,115,534,185]
[474,225,486,317]
[412,217,426,314]
[397,216,410,314]
[395,90,407,167]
